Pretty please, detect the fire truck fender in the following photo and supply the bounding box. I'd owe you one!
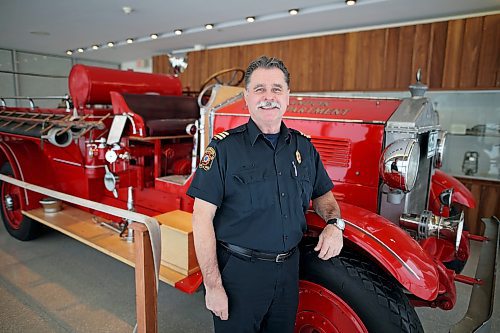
[306,201,439,301]
[0,140,56,210]
[430,169,476,212]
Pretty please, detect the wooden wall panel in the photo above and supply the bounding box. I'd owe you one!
[368,29,386,89]
[428,22,448,88]
[459,17,483,87]
[477,14,500,87]
[412,24,431,85]
[442,19,465,88]
[396,26,416,87]
[458,177,500,236]
[155,14,500,92]
[383,28,399,89]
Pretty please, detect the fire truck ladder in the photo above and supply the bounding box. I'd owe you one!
[0,96,109,146]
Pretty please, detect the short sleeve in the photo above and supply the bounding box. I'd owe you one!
[187,142,225,207]
[311,145,334,199]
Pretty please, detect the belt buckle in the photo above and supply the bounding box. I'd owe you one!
[275,253,287,262]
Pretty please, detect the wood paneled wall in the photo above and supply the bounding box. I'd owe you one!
[457,177,500,236]
[154,14,499,92]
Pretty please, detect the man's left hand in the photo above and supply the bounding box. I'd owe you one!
[314,224,343,260]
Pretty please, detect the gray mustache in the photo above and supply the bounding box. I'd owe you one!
[257,101,281,109]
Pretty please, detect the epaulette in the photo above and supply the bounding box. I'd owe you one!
[290,128,311,140]
[213,131,230,140]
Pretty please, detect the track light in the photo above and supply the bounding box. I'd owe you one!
[205,24,214,30]
[66,50,73,55]
[107,42,114,47]
[77,48,84,53]
[246,16,255,23]
[345,0,357,5]
[92,45,99,50]
[288,9,299,15]
[174,29,183,35]
[126,38,134,44]
[150,33,158,39]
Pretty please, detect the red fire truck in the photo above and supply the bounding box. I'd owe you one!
[0,65,497,332]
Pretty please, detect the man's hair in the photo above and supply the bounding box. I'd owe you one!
[244,56,290,89]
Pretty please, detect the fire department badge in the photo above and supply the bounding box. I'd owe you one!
[296,150,302,164]
[199,147,216,171]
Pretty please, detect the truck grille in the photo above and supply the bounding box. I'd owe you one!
[311,137,351,167]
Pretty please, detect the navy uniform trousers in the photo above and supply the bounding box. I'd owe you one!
[213,243,300,333]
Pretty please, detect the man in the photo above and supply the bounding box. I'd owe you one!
[187,56,343,333]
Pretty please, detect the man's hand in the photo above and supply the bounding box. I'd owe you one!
[206,285,229,320]
[314,224,343,260]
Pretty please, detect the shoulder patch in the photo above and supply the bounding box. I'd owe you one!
[199,147,216,171]
[290,128,311,140]
[213,131,229,141]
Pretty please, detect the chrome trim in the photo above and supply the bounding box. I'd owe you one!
[52,158,82,167]
[345,219,421,280]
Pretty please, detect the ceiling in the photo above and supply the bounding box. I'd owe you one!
[1,0,498,64]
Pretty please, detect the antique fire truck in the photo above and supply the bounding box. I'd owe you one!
[0,65,497,333]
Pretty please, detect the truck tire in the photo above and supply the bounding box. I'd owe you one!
[0,162,40,240]
[297,241,423,333]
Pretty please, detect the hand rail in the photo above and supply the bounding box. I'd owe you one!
[0,174,161,333]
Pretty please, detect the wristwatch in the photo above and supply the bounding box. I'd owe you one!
[327,218,345,231]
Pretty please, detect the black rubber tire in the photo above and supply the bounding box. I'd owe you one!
[299,240,423,333]
[0,162,40,241]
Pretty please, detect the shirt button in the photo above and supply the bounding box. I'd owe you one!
[281,192,286,197]
[277,171,282,176]
[283,214,288,219]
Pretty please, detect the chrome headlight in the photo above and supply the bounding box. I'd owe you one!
[434,130,447,168]
[380,139,420,192]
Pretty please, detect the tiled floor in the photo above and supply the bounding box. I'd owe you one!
[0,224,498,332]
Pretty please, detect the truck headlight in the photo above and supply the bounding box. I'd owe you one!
[380,139,420,192]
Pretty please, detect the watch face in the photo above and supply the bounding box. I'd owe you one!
[334,218,345,230]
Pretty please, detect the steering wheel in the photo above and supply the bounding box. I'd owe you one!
[199,68,245,92]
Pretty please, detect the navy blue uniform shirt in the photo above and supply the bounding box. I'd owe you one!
[187,118,333,252]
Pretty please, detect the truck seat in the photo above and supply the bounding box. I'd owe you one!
[121,94,200,136]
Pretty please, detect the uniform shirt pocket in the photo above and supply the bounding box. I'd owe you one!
[233,168,276,211]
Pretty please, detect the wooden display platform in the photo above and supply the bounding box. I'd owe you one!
[23,205,186,286]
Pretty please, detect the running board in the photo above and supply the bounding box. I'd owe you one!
[450,217,499,333]
[24,205,187,287]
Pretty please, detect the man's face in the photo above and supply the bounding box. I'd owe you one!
[244,68,290,130]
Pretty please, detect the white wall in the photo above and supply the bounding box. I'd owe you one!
[121,58,152,73]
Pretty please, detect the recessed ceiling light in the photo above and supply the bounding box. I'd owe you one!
[345,0,357,5]
[150,33,158,39]
[77,48,84,53]
[246,16,255,23]
[92,45,99,50]
[288,9,299,15]
[126,38,134,44]
[107,42,115,47]
[122,6,133,14]
[205,24,214,30]
[174,29,182,35]
[66,50,73,55]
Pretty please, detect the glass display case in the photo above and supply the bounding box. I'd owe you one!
[431,90,499,181]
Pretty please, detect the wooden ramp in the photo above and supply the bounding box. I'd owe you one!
[24,205,186,286]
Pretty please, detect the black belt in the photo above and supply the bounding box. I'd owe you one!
[219,242,296,263]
